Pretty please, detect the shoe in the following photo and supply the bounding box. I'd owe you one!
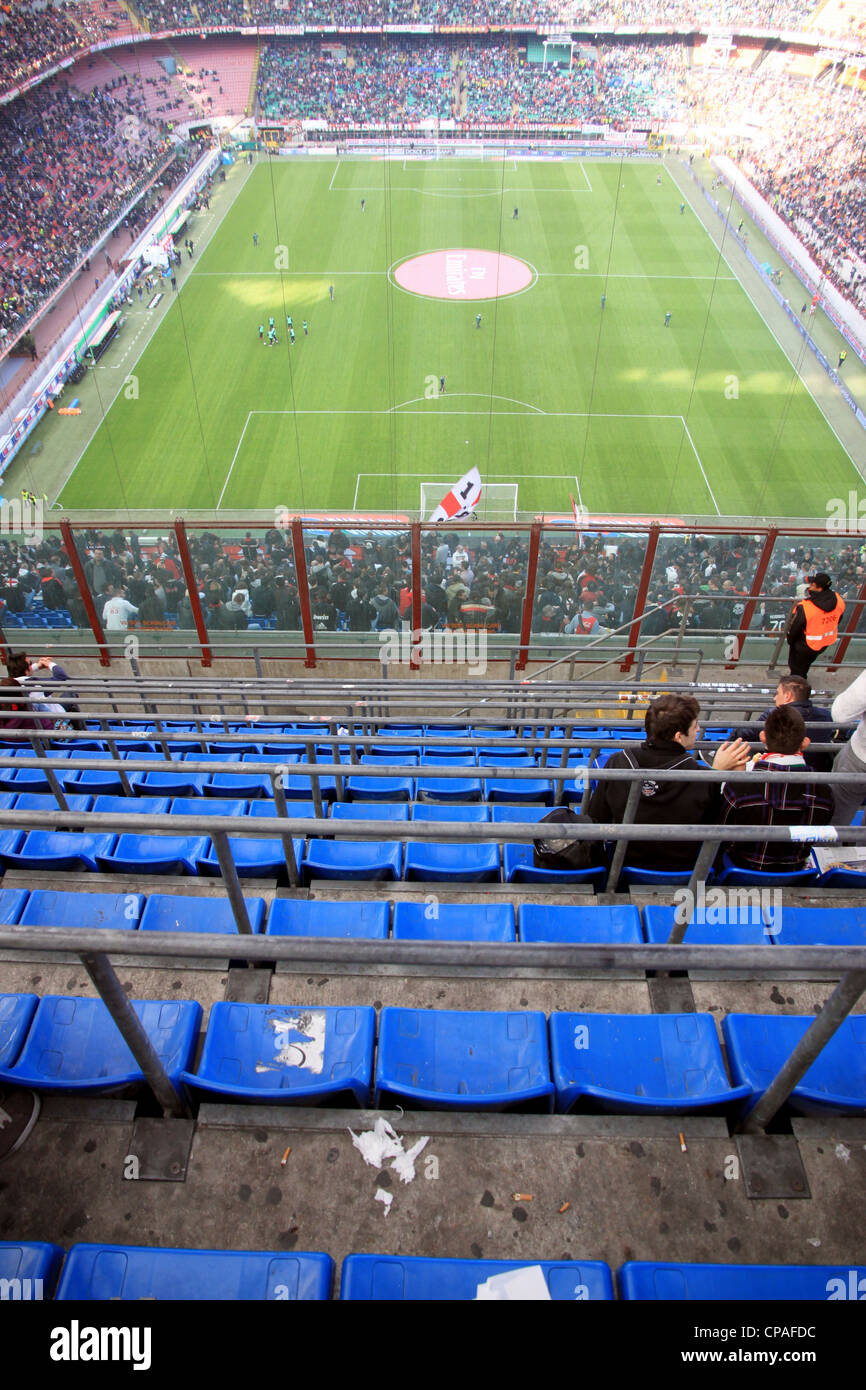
[0,1088,41,1161]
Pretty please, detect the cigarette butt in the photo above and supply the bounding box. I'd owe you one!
[558,1201,571,1214]
[679,1132,687,1153]
[512,1193,532,1202]
[280,1146,291,1166]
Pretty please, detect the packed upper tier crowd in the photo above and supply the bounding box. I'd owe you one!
[0,0,844,99]
[130,0,825,31]
[257,41,454,122]
[0,80,196,337]
[3,526,865,645]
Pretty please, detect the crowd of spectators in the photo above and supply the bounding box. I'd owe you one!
[3,525,865,648]
[686,66,866,314]
[131,0,827,30]
[0,79,184,338]
[258,40,454,122]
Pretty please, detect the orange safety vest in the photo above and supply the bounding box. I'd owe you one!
[801,595,845,649]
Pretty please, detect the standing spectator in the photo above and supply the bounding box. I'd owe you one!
[786,572,845,678]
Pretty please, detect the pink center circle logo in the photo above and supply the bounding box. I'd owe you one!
[392,249,535,301]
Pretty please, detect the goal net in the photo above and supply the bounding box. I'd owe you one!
[420,481,518,522]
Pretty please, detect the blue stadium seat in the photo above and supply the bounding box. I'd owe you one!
[55,1244,334,1300]
[346,755,417,802]
[713,855,818,888]
[0,993,38,1068]
[181,1002,375,1105]
[0,793,18,812]
[771,906,866,946]
[411,803,489,822]
[238,752,301,798]
[197,802,304,880]
[13,793,94,815]
[393,903,515,941]
[341,1254,614,1301]
[140,894,266,934]
[8,750,74,793]
[617,865,696,890]
[414,756,482,802]
[330,803,410,822]
[482,754,552,804]
[97,834,210,876]
[126,752,208,799]
[519,904,642,944]
[490,805,549,824]
[169,797,249,820]
[375,1008,555,1111]
[180,752,262,799]
[549,1013,750,1114]
[722,1013,866,1115]
[266,900,389,939]
[68,765,130,795]
[403,841,500,882]
[0,1241,65,1296]
[253,757,337,801]
[642,904,774,946]
[207,740,263,755]
[301,840,401,884]
[503,843,605,888]
[21,890,145,932]
[0,996,202,1093]
[0,831,25,863]
[92,795,172,817]
[2,832,117,873]
[619,1262,866,1301]
[0,888,30,925]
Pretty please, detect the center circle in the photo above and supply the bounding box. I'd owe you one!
[391,248,535,301]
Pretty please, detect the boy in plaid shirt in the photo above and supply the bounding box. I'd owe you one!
[719,706,834,873]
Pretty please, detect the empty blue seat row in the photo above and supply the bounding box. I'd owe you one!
[5,1240,862,1301]
[4,889,866,947]
[1,999,802,1113]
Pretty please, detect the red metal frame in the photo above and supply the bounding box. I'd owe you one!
[828,568,866,671]
[60,519,111,667]
[410,521,422,670]
[173,519,212,667]
[0,615,9,667]
[725,528,778,669]
[290,518,317,669]
[515,522,541,672]
[622,524,659,674]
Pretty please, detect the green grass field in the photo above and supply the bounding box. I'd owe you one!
[58,156,861,517]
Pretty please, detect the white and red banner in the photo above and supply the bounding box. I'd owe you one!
[429,467,482,522]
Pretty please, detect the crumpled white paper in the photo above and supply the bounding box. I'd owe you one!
[475,1266,551,1301]
[374,1188,393,1217]
[349,1117,404,1168]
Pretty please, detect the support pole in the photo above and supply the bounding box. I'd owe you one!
[79,950,190,1117]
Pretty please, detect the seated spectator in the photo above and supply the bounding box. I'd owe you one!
[0,675,51,731]
[734,675,836,772]
[587,693,750,872]
[719,706,834,872]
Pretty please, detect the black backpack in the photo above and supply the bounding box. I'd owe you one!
[533,806,597,871]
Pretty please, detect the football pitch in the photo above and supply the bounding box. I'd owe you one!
[57,156,862,517]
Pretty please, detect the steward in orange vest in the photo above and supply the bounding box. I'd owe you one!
[786,572,845,678]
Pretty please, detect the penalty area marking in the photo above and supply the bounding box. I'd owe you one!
[221,402,721,516]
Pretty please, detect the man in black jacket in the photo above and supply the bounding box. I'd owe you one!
[587,694,750,872]
[733,675,835,772]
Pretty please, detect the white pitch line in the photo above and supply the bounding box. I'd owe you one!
[190,270,737,281]
[328,160,340,193]
[663,160,863,482]
[573,474,584,510]
[218,410,252,509]
[579,161,593,194]
[680,415,721,516]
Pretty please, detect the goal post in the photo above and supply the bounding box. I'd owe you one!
[420,481,518,522]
